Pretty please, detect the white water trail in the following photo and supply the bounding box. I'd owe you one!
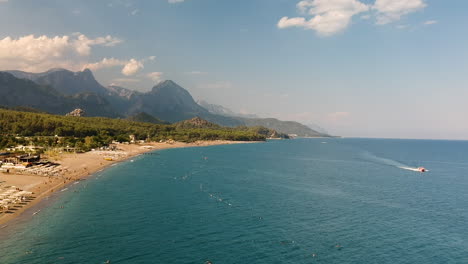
[361,152,426,172]
[398,166,424,172]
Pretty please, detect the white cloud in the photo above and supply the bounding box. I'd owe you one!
[279,0,430,35]
[424,20,438,25]
[278,17,307,29]
[0,33,155,77]
[147,72,163,83]
[122,58,144,76]
[131,9,139,15]
[72,33,122,54]
[373,0,427,25]
[0,34,122,72]
[83,57,127,71]
[278,0,370,36]
[168,0,185,3]
[83,56,154,76]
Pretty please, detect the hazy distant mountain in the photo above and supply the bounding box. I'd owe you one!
[306,123,330,136]
[107,85,140,99]
[238,118,325,137]
[6,69,58,80]
[197,100,259,118]
[197,100,238,116]
[102,85,141,116]
[197,100,325,136]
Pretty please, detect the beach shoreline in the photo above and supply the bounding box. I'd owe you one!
[0,140,257,227]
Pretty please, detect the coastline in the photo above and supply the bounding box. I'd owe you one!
[0,140,257,227]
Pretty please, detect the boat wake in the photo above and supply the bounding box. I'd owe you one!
[362,152,427,172]
[398,166,428,172]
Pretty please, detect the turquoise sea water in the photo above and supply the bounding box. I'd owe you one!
[1,138,468,263]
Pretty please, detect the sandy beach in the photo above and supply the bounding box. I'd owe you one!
[0,140,255,226]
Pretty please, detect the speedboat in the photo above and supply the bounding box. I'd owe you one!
[417,167,427,173]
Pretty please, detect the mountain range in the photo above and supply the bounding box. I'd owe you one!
[0,71,119,117]
[0,68,328,137]
[197,100,329,137]
[197,100,259,119]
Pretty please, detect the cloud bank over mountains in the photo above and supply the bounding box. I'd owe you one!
[278,0,428,36]
[0,33,156,78]
[0,34,119,72]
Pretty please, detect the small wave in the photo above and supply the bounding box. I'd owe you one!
[202,188,234,207]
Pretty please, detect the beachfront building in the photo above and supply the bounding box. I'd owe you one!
[0,152,15,163]
[18,154,40,163]
[0,153,40,166]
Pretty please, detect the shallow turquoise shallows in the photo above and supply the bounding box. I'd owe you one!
[1,138,468,263]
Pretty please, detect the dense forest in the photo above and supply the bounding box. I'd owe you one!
[0,109,272,151]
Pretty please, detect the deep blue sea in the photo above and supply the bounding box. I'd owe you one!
[1,138,468,264]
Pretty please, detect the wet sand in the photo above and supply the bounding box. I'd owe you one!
[0,140,255,225]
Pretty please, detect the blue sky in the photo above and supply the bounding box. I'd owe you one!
[0,0,467,139]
